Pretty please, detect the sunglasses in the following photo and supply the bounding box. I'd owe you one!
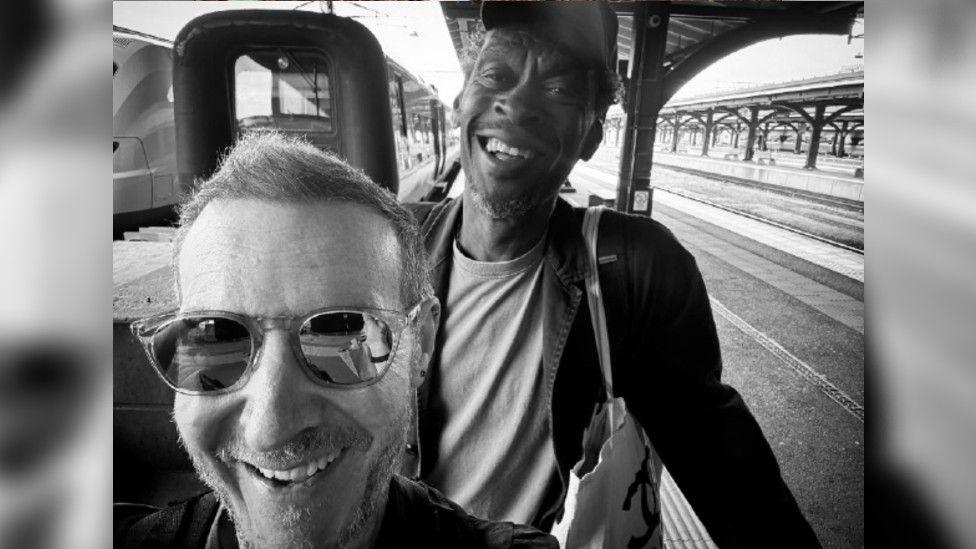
[130,303,424,395]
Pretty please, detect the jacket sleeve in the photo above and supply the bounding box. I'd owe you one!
[610,215,821,548]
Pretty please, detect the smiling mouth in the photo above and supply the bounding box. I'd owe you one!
[242,447,346,489]
[478,136,539,162]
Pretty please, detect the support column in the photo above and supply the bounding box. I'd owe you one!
[733,122,741,149]
[830,129,839,156]
[614,2,670,216]
[804,103,826,169]
[838,120,849,157]
[670,114,679,152]
[701,109,714,156]
[744,107,758,161]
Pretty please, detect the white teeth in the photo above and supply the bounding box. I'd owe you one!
[252,449,343,484]
[485,137,536,159]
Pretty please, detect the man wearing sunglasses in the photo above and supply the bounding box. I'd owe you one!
[116,133,556,548]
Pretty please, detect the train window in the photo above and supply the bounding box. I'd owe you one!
[234,49,334,135]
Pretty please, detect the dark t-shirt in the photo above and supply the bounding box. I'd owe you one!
[114,475,556,549]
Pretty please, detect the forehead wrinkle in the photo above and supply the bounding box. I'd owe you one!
[178,200,403,316]
[479,30,586,81]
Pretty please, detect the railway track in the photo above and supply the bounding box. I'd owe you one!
[654,162,864,213]
[653,186,865,255]
[580,161,863,255]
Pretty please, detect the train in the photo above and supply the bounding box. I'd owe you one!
[113,24,455,238]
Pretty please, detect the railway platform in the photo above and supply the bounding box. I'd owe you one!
[566,158,865,548]
[644,151,863,203]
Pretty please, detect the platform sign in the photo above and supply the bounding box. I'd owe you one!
[633,189,650,212]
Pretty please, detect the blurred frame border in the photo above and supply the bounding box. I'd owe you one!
[3,0,976,548]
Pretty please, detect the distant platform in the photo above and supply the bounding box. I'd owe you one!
[654,152,864,202]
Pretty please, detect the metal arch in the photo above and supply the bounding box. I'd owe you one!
[673,112,704,130]
[712,112,735,125]
[825,104,860,125]
[771,121,799,132]
[713,106,750,125]
[717,120,742,131]
[773,102,817,125]
[758,106,793,125]
[661,12,858,104]
[682,111,709,126]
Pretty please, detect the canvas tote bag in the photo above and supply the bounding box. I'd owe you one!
[551,206,664,549]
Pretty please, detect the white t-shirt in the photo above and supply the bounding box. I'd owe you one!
[425,236,559,524]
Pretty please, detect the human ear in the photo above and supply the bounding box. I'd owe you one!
[450,93,462,128]
[410,297,440,389]
[580,119,604,161]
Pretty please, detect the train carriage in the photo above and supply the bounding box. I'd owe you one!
[113,22,453,238]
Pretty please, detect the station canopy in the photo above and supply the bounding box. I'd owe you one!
[441,1,863,103]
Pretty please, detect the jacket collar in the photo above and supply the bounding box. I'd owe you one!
[543,198,589,288]
[422,196,589,291]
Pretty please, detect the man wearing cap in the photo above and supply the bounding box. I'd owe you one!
[115,133,556,548]
[406,2,821,547]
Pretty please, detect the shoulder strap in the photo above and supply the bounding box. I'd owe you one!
[581,206,613,399]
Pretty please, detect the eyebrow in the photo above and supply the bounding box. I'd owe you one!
[477,43,587,80]
[477,44,516,65]
[540,58,587,79]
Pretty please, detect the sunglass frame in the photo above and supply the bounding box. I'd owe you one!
[129,302,425,396]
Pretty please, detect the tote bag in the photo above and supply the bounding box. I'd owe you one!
[551,206,664,549]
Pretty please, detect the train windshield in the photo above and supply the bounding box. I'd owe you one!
[234,49,334,136]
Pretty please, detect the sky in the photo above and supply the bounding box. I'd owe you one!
[670,29,864,100]
[114,2,864,104]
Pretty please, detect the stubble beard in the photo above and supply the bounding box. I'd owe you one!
[467,185,536,220]
[463,149,564,222]
[466,168,561,221]
[181,411,409,548]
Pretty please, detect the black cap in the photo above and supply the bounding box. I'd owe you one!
[480,1,618,73]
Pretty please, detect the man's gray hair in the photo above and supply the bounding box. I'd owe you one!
[173,132,432,306]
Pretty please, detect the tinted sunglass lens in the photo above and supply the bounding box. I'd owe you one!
[152,317,251,392]
[299,312,394,385]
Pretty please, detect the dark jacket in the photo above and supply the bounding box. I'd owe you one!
[114,475,556,548]
[403,197,821,548]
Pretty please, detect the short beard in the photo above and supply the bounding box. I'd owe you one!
[184,419,407,549]
[468,186,536,220]
[333,432,402,547]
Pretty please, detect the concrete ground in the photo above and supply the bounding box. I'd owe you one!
[566,161,864,548]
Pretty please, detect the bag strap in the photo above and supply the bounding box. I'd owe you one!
[581,206,613,400]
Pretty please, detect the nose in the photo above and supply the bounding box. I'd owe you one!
[492,80,544,127]
[239,330,324,452]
